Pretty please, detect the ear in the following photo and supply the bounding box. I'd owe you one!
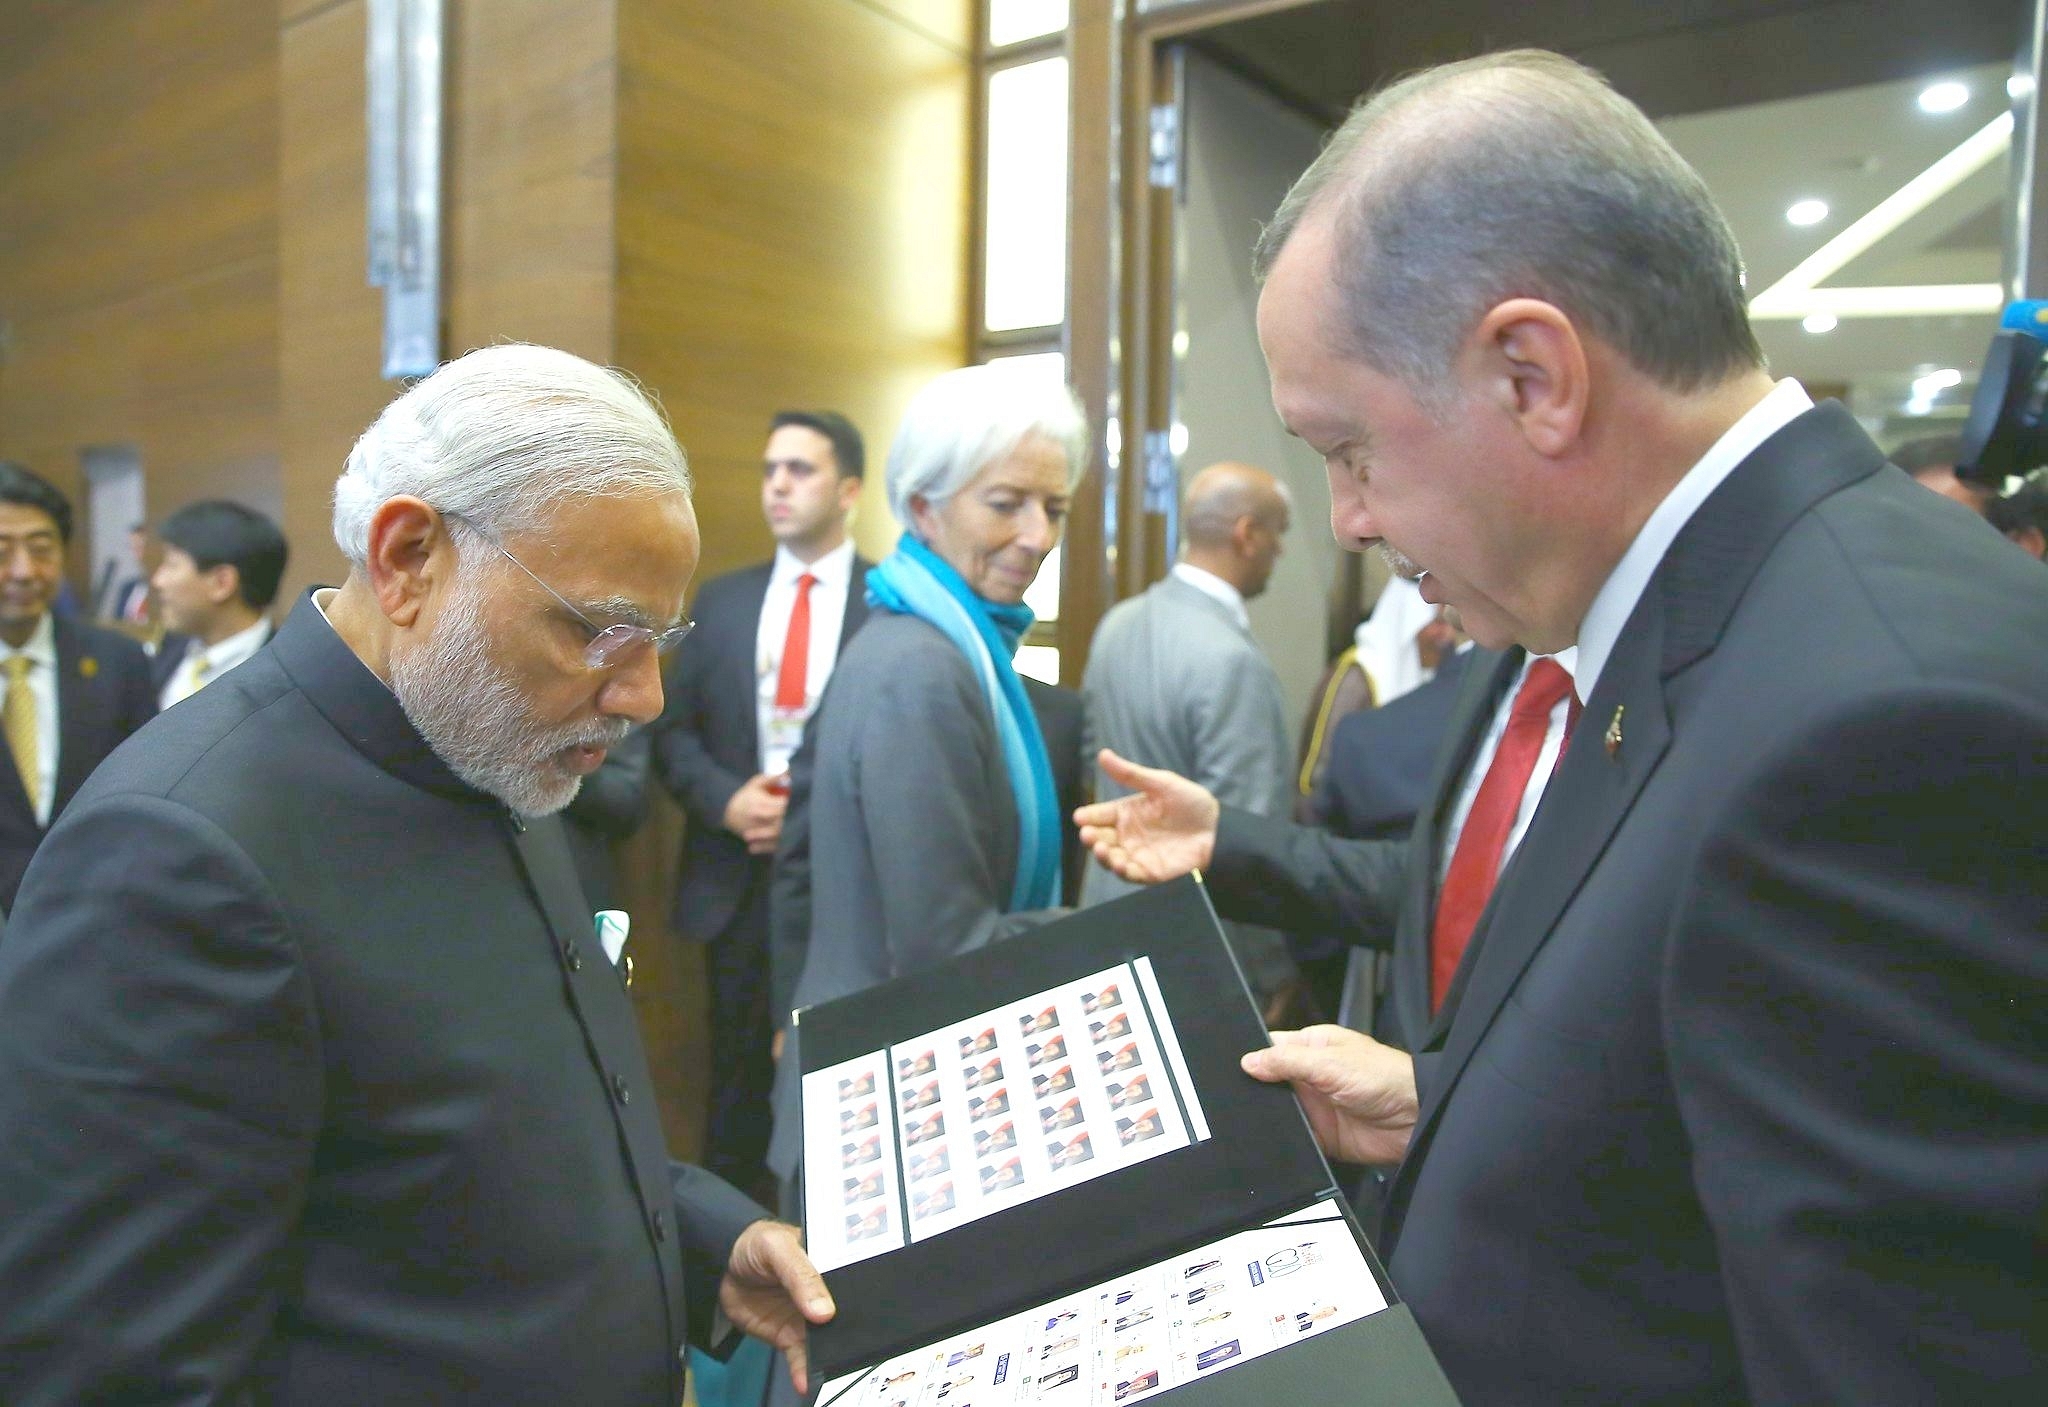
[907,492,940,541]
[363,496,454,628]
[203,563,241,608]
[1465,298,1588,459]
[838,473,864,514]
[1230,514,1260,558]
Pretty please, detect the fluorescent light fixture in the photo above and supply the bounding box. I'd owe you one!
[1911,367,1964,396]
[2011,75,2037,102]
[1749,112,2012,321]
[1906,395,1934,416]
[1917,81,1970,113]
[1802,311,1839,334]
[1786,198,1830,227]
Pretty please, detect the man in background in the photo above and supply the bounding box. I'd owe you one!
[1894,432,1994,517]
[653,409,870,1196]
[150,498,289,708]
[0,461,154,912]
[1081,462,1297,1008]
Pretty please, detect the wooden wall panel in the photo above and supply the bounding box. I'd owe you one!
[615,0,973,585]
[443,0,617,359]
[0,0,279,579]
[278,0,394,600]
[612,0,971,1163]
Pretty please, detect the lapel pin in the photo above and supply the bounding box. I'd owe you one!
[79,656,99,678]
[1604,705,1625,759]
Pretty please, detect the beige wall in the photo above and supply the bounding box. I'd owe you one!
[615,0,973,583]
[0,0,282,584]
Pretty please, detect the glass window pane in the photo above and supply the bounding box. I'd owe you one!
[984,58,1069,333]
[1015,644,1061,684]
[988,0,1069,48]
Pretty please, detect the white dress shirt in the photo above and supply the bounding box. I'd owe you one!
[160,616,273,711]
[1169,561,1251,631]
[755,539,857,775]
[1437,647,1579,884]
[0,613,60,826]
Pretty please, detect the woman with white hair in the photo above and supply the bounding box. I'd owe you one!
[765,364,1088,1199]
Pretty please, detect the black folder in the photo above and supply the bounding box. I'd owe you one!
[792,876,1460,1405]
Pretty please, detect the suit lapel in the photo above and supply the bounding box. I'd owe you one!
[843,554,872,638]
[733,564,774,765]
[1395,648,1521,1051]
[50,617,99,814]
[1382,400,1890,1248]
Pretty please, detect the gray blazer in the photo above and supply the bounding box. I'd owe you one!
[767,613,1059,1181]
[1079,573,1295,996]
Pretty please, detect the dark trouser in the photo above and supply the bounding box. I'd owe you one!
[702,889,775,1190]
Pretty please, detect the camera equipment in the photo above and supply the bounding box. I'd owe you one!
[1956,300,2048,485]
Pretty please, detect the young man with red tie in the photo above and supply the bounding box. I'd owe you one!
[653,410,869,1195]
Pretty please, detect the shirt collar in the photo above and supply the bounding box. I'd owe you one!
[772,537,855,589]
[1169,562,1249,630]
[0,611,57,667]
[193,616,272,671]
[1573,378,1812,699]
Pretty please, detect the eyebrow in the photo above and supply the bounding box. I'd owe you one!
[582,593,683,634]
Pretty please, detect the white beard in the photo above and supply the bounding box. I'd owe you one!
[388,576,629,817]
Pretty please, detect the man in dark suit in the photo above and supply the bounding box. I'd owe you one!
[1294,642,1487,1029]
[653,409,870,1192]
[148,498,288,709]
[1078,52,2046,1405]
[0,461,154,912]
[0,346,832,1405]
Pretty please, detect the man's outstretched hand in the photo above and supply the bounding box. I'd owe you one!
[1073,749,1220,884]
[1241,1025,1418,1168]
[720,1219,836,1395]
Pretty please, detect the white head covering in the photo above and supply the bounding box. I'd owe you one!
[1351,574,1438,706]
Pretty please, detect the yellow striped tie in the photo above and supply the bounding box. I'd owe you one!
[3,655,38,813]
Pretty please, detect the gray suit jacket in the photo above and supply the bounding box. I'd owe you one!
[767,613,1060,1181]
[1080,573,1295,996]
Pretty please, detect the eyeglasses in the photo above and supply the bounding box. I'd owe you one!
[443,513,694,669]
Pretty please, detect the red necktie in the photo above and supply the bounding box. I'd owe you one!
[774,573,816,710]
[1429,658,1579,1012]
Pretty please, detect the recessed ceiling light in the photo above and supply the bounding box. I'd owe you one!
[1918,81,1969,114]
[1802,312,1838,334]
[1786,199,1830,227]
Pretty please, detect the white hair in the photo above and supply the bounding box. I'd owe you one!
[333,343,691,566]
[885,365,1089,527]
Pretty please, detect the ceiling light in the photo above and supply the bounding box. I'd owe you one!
[1749,112,2012,320]
[1802,312,1838,334]
[2011,75,2037,102]
[1911,368,1964,397]
[1917,81,1969,114]
[1786,199,1830,227]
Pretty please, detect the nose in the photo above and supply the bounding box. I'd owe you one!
[597,643,666,726]
[1325,478,1379,553]
[1018,501,1060,555]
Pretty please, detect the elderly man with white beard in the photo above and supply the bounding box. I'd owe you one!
[0,345,834,1407]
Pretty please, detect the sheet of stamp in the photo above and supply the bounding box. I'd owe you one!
[802,1050,907,1272]
[815,1198,1389,1407]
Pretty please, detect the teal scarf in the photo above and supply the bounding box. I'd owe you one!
[866,535,1062,912]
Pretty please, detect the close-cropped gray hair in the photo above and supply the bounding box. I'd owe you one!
[332,343,691,566]
[885,365,1090,528]
[1254,50,1762,412]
